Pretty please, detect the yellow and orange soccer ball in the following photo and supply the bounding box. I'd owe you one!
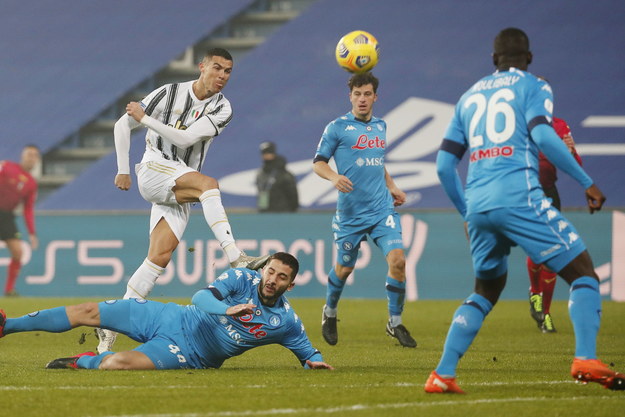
[335,30,379,73]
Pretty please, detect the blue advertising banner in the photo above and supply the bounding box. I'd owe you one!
[2,211,623,301]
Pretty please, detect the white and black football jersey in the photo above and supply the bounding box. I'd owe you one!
[139,80,233,171]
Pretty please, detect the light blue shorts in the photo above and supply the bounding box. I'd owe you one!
[467,205,586,279]
[98,299,197,369]
[333,211,403,268]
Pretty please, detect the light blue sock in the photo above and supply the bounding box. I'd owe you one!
[568,276,601,359]
[436,293,493,377]
[76,352,114,369]
[326,268,346,309]
[4,307,72,334]
[385,276,406,317]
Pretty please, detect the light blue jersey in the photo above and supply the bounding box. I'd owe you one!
[437,67,594,276]
[443,68,555,215]
[315,112,393,225]
[182,268,320,369]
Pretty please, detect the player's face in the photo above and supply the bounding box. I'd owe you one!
[349,84,377,120]
[258,259,295,306]
[197,55,233,98]
[20,147,40,172]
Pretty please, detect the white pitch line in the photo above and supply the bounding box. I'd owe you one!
[97,395,622,417]
[0,379,575,391]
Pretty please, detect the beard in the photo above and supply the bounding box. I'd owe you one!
[258,282,285,306]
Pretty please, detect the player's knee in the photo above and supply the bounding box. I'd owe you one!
[389,256,405,272]
[99,353,132,370]
[67,302,100,325]
[100,352,155,370]
[10,247,22,261]
[334,265,353,279]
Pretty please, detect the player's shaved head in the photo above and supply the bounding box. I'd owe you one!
[492,28,532,70]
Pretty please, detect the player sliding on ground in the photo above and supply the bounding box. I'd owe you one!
[0,253,333,371]
[427,27,624,393]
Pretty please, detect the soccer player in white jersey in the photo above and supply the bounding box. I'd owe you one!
[426,28,624,393]
[313,73,416,348]
[97,48,269,353]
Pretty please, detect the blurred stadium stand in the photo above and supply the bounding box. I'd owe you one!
[3,0,623,210]
[0,0,314,201]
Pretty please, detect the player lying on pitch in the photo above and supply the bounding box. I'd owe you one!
[0,252,333,371]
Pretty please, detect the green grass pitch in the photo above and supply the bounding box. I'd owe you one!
[1,297,624,417]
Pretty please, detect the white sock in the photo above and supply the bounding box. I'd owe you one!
[323,305,338,318]
[199,189,241,263]
[124,259,165,299]
[389,315,402,327]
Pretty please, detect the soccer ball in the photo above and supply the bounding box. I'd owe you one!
[335,30,379,73]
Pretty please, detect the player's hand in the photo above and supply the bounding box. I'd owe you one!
[562,133,577,153]
[115,174,132,191]
[126,101,146,122]
[29,234,39,250]
[226,303,257,317]
[305,360,335,370]
[585,184,605,214]
[390,187,406,206]
[332,175,353,193]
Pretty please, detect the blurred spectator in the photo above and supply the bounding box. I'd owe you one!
[256,141,298,212]
[0,144,40,296]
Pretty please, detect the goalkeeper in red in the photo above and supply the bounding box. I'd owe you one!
[426,27,624,393]
[0,145,40,296]
[527,115,582,333]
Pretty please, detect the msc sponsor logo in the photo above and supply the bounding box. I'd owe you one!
[356,157,385,167]
[470,146,514,162]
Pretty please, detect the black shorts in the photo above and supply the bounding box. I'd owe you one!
[0,210,20,240]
